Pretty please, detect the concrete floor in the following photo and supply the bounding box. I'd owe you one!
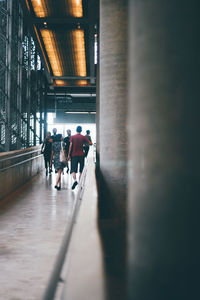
[0,170,78,300]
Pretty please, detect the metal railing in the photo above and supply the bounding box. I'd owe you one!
[0,147,42,171]
[0,153,42,173]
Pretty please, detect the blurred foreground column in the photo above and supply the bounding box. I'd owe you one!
[127,1,200,299]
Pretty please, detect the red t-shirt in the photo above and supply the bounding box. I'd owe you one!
[70,134,90,157]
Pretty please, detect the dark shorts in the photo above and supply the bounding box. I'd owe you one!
[71,156,85,173]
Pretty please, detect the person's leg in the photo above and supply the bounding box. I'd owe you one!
[66,161,69,173]
[71,157,78,189]
[47,156,52,173]
[44,156,48,176]
[58,170,61,186]
[84,146,89,157]
[44,155,47,169]
[79,156,85,180]
[49,154,52,172]
[72,172,77,181]
[55,169,62,189]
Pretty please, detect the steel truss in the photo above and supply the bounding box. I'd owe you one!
[0,0,47,152]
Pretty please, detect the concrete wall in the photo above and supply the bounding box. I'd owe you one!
[0,146,44,201]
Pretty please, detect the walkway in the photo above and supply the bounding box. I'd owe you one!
[0,169,78,300]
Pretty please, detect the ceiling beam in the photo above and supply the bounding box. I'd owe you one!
[52,86,96,93]
[52,76,95,80]
[26,16,89,25]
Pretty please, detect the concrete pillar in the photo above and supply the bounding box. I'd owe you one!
[127,1,200,299]
[99,0,128,219]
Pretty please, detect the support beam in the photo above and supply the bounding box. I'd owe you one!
[43,81,47,141]
[33,47,38,146]
[88,0,96,85]
[26,31,31,147]
[26,16,89,25]
[5,0,12,151]
[19,0,52,85]
[17,3,23,149]
[39,73,43,144]
[51,76,93,80]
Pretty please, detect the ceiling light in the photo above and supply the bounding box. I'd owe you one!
[71,29,86,77]
[40,29,63,77]
[68,0,83,18]
[55,80,67,86]
[76,80,88,86]
[31,0,48,17]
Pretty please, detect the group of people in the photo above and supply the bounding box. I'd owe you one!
[41,126,92,190]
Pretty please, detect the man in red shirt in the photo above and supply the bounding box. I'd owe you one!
[68,125,92,189]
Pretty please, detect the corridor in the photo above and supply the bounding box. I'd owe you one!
[0,0,199,299]
[0,170,77,300]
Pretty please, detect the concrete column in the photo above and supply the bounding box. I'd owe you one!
[99,0,128,219]
[127,1,200,299]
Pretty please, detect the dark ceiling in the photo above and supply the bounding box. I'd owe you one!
[21,0,99,95]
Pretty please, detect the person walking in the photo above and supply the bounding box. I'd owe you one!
[41,131,52,176]
[51,128,62,142]
[84,130,92,158]
[68,125,92,190]
[63,129,71,173]
[50,135,66,190]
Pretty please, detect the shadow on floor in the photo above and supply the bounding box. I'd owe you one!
[96,167,127,300]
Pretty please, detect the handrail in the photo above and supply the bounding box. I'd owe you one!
[0,149,41,162]
[42,163,88,300]
[0,154,42,172]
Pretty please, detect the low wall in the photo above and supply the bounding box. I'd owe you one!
[0,146,44,201]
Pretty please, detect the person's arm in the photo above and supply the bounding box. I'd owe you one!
[62,142,67,159]
[41,139,45,152]
[84,136,93,145]
[50,150,54,167]
[68,142,72,160]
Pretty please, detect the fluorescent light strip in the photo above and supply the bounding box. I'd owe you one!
[68,0,83,18]
[40,29,63,76]
[71,29,86,78]
[55,80,67,86]
[31,0,48,17]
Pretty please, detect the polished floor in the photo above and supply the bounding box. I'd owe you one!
[0,169,78,300]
